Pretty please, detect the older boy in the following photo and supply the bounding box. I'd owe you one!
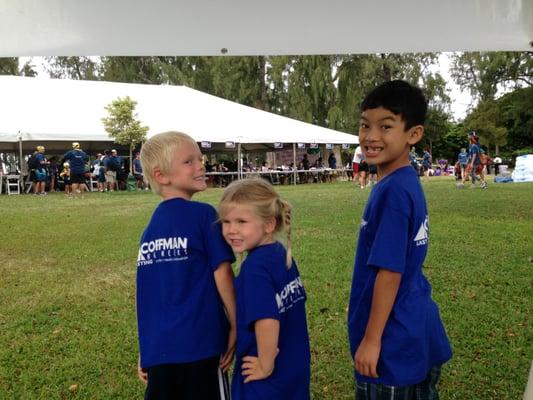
[137,131,236,400]
[348,81,452,399]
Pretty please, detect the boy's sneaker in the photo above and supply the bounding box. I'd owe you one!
[481,182,488,189]
[456,183,464,188]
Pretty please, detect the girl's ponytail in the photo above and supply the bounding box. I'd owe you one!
[278,198,293,268]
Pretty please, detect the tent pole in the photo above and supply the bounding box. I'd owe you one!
[18,131,23,175]
[292,143,296,185]
[237,143,242,180]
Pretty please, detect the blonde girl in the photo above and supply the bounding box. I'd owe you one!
[60,162,72,196]
[219,178,310,400]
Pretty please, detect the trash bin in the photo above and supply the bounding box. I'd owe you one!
[127,174,136,191]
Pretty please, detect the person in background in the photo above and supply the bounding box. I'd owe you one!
[328,151,337,170]
[352,145,364,182]
[358,158,369,189]
[60,162,72,196]
[493,154,502,175]
[48,157,59,192]
[133,152,145,190]
[422,146,432,181]
[457,148,468,187]
[408,146,419,175]
[301,154,310,171]
[33,146,49,195]
[466,131,487,189]
[63,142,89,198]
[104,149,120,192]
[367,163,378,186]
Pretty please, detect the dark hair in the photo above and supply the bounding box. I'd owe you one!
[360,80,428,130]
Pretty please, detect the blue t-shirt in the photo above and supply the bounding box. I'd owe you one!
[468,144,480,165]
[136,198,235,369]
[422,151,431,167]
[232,242,310,400]
[133,158,143,175]
[458,152,468,166]
[34,153,46,169]
[63,149,88,174]
[348,166,452,386]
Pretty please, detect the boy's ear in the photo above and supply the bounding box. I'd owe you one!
[152,167,170,185]
[407,125,424,145]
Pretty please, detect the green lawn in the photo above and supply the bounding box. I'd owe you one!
[0,178,531,399]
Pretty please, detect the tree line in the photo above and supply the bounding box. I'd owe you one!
[1,52,531,161]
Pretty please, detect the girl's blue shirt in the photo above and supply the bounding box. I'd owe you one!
[232,241,310,400]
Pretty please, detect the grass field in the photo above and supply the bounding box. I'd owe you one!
[0,177,532,399]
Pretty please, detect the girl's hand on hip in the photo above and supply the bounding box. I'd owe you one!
[241,355,274,383]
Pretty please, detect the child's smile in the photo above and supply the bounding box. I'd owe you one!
[359,107,422,178]
[221,204,275,254]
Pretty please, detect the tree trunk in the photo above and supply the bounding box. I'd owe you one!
[130,146,133,175]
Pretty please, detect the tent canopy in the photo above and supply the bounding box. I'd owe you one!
[0,76,358,153]
[1,0,531,57]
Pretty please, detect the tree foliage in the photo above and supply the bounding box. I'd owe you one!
[464,100,507,154]
[45,57,100,80]
[0,58,36,76]
[102,97,149,174]
[497,86,533,156]
[450,52,533,101]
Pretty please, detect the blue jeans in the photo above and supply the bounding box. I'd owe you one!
[356,365,442,400]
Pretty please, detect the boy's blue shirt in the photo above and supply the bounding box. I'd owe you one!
[458,152,468,165]
[136,197,235,369]
[232,242,310,400]
[348,166,452,386]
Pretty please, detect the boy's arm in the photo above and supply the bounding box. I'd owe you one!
[242,318,280,383]
[213,261,237,371]
[354,268,401,378]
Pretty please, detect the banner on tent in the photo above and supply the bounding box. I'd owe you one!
[225,141,235,149]
[326,143,333,149]
[274,142,283,149]
[201,141,212,149]
[297,143,305,149]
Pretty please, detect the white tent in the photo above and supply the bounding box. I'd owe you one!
[0,0,531,56]
[0,76,358,154]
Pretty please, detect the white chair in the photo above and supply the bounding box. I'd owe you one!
[24,175,33,193]
[270,172,280,185]
[6,174,21,195]
[87,176,97,191]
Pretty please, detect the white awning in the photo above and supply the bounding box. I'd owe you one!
[1,0,531,57]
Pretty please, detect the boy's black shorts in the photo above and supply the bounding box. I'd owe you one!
[144,356,230,400]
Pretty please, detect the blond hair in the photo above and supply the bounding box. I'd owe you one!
[218,178,293,268]
[140,131,198,196]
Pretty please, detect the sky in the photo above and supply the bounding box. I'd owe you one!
[436,53,473,121]
[22,53,473,121]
